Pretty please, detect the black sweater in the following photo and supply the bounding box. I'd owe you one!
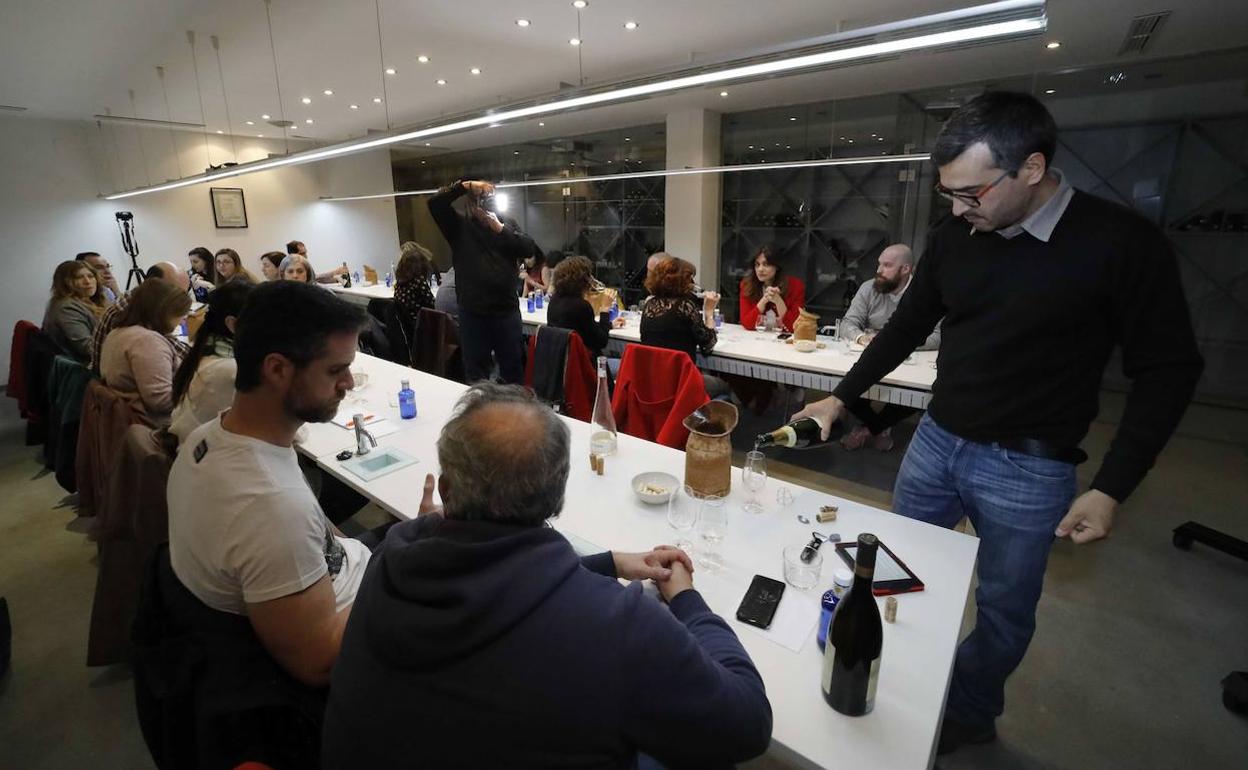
[322,516,772,769]
[428,182,537,316]
[547,294,612,359]
[833,191,1203,502]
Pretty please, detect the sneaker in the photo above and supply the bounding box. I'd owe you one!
[840,425,872,451]
[871,428,894,452]
[936,715,997,755]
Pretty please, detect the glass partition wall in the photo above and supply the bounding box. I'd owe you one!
[390,47,1247,406]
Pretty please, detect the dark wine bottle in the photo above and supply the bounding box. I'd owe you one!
[342,262,352,288]
[755,416,830,450]
[822,533,883,716]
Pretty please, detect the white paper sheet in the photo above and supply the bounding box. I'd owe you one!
[737,586,819,653]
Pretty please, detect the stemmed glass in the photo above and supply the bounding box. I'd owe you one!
[666,485,698,552]
[696,494,728,570]
[742,450,767,514]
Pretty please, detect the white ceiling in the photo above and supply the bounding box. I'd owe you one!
[2,1,1246,156]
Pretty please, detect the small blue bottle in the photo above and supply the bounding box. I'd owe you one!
[398,379,416,420]
[353,270,362,285]
[608,299,619,322]
[526,295,536,313]
[714,309,723,329]
[535,291,544,309]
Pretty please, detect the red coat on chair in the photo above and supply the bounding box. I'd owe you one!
[524,329,597,422]
[610,344,709,449]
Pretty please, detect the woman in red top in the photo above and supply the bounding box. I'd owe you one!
[738,246,805,332]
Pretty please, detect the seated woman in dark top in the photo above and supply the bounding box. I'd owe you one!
[394,242,437,327]
[546,255,624,360]
[639,257,730,399]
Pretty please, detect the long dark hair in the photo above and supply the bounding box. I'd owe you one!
[741,245,783,302]
[171,281,253,406]
[188,246,216,283]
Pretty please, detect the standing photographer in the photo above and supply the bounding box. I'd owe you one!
[428,179,538,384]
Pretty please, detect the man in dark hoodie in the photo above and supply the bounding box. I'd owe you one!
[428,179,538,385]
[322,384,773,769]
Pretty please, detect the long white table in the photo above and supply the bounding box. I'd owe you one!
[296,352,977,770]
[518,299,936,409]
[328,282,395,306]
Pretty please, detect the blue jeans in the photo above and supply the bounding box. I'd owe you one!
[893,414,1076,728]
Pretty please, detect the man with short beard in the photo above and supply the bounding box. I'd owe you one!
[838,243,940,451]
[167,281,433,686]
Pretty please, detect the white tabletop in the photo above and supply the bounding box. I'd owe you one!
[328,282,395,305]
[519,298,936,395]
[298,353,977,769]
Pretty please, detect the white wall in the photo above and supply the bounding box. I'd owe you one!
[0,114,398,381]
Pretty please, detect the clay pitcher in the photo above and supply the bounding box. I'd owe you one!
[793,308,820,341]
[683,400,739,498]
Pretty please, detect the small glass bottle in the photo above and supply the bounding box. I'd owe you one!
[589,356,617,456]
[817,569,855,651]
[385,262,394,288]
[398,379,417,420]
[526,294,536,313]
[713,308,723,329]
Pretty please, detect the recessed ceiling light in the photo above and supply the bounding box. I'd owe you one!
[1045,88,1056,94]
[261,114,271,120]
[424,142,431,146]
[847,138,853,143]
[839,136,846,140]
[301,96,311,104]
[789,116,797,121]
[421,160,426,165]
[572,0,587,8]
[1046,41,1061,49]
[323,89,334,96]
[305,118,313,124]
[870,133,876,137]
[216,130,224,134]
[624,137,630,141]
[719,91,728,97]
[878,136,885,141]
[538,122,545,127]
[349,104,359,109]
[470,67,481,75]
[245,120,255,125]
[417,55,429,63]
[624,21,638,30]
[748,144,754,149]
[385,67,397,75]
[569,38,581,46]
[373,97,383,103]
[258,134,264,138]
[513,151,520,155]
[436,78,447,86]
[516,19,530,28]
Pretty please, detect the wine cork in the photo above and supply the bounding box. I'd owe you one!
[816,508,837,523]
[884,596,898,624]
[595,455,605,476]
[589,453,597,472]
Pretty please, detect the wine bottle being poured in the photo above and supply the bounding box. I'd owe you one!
[754,415,830,450]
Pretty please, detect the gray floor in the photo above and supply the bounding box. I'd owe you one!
[1,393,1246,769]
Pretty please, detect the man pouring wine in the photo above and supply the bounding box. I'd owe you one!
[792,92,1202,754]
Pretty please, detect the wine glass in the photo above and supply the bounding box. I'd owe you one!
[742,450,767,514]
[666,485,698,552]
[753,314,766,333]
[696,494,728,570]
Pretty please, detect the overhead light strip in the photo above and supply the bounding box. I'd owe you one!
[320,153,932,202]
[105,2,1043,200]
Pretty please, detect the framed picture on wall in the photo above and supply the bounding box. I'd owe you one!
[210,187,248,228]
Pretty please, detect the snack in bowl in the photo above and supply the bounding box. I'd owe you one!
[794,339,817,353]
[631,471,678,504]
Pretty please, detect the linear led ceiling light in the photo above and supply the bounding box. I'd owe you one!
[105,1,1044,199]
[321,152,932,202]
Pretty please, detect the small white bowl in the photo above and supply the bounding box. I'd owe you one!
[794,339,817,353]
[631,471,679,505]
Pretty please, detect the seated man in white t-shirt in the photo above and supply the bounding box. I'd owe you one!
[167,280,433,686]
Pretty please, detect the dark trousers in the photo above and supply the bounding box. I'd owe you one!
[847,397,918,435]
[458,309,525,384]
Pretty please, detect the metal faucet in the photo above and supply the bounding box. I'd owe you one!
[352,413,377,456]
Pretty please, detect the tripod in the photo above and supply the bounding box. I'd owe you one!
[115,212,145,291]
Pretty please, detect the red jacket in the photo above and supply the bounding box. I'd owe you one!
[7,320,40,419]
[738,276,805,332]
[524,330,596,422]
[611,344,709,449]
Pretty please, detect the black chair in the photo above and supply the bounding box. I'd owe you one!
[383,301,416,367]
[132,544,325,769]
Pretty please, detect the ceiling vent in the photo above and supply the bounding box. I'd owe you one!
[1119,11,1170,55]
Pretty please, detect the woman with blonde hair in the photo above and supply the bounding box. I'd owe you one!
[42,259,110,362]
[214,248,257,284]
[99,278,192,422]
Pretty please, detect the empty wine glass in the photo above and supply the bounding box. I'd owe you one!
[667,485,698,552]
[754,314,767,333]
[742,450,767,514]
[696,494,728,570]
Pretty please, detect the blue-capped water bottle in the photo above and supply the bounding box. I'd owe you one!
[353,270,362,286]
[526,294,536,313]
[535,290,544,309]
[713,309,723,329]
[385,262,394,288]
[398,379,416,420]
[608,298,619,322]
